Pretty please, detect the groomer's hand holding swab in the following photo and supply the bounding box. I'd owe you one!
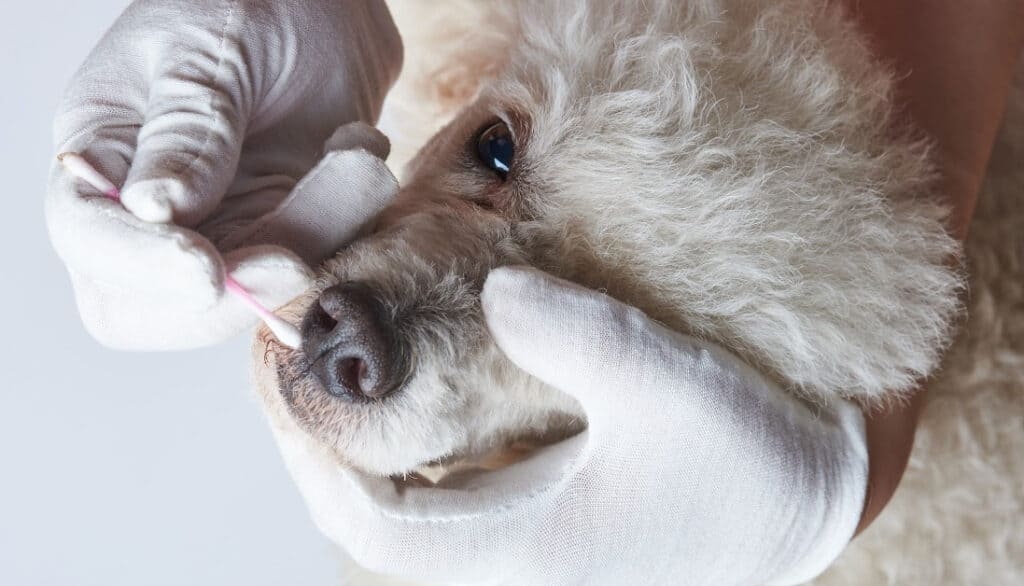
[274,267,868,586]
[45,0,402,350]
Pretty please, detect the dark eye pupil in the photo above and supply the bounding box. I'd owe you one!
[476,122,514,179]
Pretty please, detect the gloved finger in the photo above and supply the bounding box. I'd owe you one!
[223,245,317,312]
[46,157,225,313]
[481,266,714,418]
[121,72,246,227]
[69,245,312,350]
[481,267,859,444]
[322,122,392,160]
[220,135,400,266]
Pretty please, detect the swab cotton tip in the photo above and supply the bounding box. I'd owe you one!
[224,276,302,349]
[58,152,121,199]
[260,313,304,350]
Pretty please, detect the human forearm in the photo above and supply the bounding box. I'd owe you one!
[842,0,1024,535]
[848,0,1024,238]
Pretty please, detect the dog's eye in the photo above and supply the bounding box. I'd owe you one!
[476,121,514,180]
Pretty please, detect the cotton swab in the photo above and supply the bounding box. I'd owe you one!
[57,152,121,199]
[58,151,303,349]
[224,276,303,348]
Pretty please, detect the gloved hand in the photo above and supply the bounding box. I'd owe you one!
[44,0,402,350]
[273,267,869,586]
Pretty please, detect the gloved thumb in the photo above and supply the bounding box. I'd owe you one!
[121,76,245,227]
[219,123,399,266]
[482,266,687,417]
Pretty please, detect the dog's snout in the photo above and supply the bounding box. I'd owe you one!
[301,283,409,401]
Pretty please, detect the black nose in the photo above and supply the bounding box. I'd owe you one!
[300,282,409,401]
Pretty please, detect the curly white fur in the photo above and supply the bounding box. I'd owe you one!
[385,0,964,405]
[495,0,962,403]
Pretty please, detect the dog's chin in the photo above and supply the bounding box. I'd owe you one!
[254,334,465,476]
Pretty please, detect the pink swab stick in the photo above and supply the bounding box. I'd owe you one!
[58,151,303,349]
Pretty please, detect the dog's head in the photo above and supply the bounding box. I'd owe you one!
[255,1,961,476]
[255,100,589,476]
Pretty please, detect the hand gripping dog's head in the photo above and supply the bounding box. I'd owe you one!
[254,0,961,476]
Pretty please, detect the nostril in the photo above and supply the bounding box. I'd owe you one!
[319,346,396,400]
[299,304,338,364]
[312,303,339,336]
[315,301,339,330]
[336,356,369,397]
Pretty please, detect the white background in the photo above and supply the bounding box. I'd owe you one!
[0,2,341,584]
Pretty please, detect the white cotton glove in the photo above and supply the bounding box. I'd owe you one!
[274,267,869,586]
[44,0,402,350]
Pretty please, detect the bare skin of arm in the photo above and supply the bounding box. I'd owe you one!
[840,0,1024,535]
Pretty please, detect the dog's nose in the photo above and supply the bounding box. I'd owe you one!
[300,282,409,401]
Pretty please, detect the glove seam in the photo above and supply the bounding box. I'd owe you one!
[338,447,594,525]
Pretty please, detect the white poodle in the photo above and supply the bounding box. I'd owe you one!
[254,1,1024,582]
